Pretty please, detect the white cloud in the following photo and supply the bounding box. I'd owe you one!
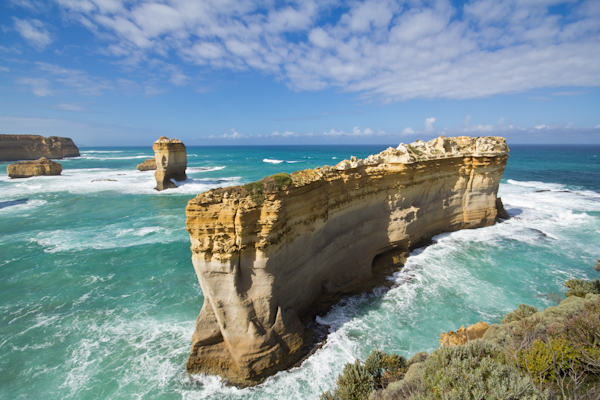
[0,66,10,72]
[402,127,415,135]
[36,62,113,95]
[28,0,600,100]
[13,18,52,50]
[52,103,88,112]
[16,77,52,96]
[214,128,246,139]
[270,131,296,137]
[424,117,436,133]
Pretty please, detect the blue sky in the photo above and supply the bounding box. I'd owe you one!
[1,0,599,146]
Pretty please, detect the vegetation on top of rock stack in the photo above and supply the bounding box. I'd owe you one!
[242,172,293,205]
[322,259,600,400]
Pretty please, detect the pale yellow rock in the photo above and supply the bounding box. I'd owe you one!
[7,157,62,178]
[185,136,509,385]
[439,321,491,347]
[0,134,79,161]
[152,136,187,190]
[136,158,156,171]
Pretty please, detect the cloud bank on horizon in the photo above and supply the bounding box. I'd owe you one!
[1,0,600,144]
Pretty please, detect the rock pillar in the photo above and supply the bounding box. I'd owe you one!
[152,137,187,191]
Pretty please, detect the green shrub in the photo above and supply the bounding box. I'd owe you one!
[416,340,547,400]
[320,350,407,400]
[564,259,600,298]
[502,304,538,324]
[517,338,582,385]
[564,278,600,298]
[270,172,292,190]
[243,181,265,205]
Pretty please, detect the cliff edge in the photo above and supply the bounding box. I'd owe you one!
[185,136,509,385]
[0,135,80,161]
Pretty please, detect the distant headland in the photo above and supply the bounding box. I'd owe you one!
[0,134,80,162]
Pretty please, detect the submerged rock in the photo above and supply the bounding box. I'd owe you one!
[0,134,79,161]
[136,158,156,171]
[7,157,62,178]
[185,135,509,385]
[152,137,187,191]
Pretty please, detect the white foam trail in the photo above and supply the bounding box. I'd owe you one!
[82,155,152,160]
[286,161,302,163]
[188,166,226,172]
[80,150,123,154]
[0,168,243,196]
[263,159,284,164]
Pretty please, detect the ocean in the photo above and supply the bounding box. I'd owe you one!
[1,144,599,399]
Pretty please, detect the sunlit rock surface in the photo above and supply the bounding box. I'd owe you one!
[7,157,62,178]
[0,134,79,161]
[185,136,509,385]
[152,136,187,191]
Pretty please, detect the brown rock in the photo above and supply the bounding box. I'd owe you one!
[152,137,187,190]
[0,135,80,161]
[439,321,490,347]
[7,157,62,178]
[185,136,509,385]
[136,158,156,171]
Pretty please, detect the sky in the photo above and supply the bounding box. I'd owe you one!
[1,0,599,146]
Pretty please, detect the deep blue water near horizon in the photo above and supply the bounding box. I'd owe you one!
[0,144,599,399]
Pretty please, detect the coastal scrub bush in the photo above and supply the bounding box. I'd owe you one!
[270,172,292,190]
[415,340,547,400]
[502,304,538,324]
[516,337,582,385]
[320,350,408,400]
[564,259,600,298]
[243,181,265,205]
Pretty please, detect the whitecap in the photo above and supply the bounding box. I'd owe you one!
[263,158,284,164]
[187,166,226,172]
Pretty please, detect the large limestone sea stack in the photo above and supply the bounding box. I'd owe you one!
[152,136,187,191]
[185,136,509,385]
[7,157,62,178]
[0,134,79,161]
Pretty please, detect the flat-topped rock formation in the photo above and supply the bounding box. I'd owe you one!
[185,136,509,385]
[153,137,187,191]
[0,135,79,161]
[136,158,156,171]
[7,157,62,178]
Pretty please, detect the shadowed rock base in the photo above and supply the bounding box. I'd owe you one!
[185,136,509,385]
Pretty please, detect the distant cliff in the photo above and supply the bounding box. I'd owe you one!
[0,135,80,161]
[185,136,509,385]
[152,136,187,190]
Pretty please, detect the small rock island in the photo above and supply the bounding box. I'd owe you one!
[152,137,187,191]
[7,157,62,178]
[184,136,509,385]
[0,134,79,161]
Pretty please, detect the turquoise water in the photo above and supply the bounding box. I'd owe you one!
[1,144,599,399]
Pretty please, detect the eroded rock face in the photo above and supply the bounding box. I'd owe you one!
[0,135,80,161]
[439,322,490,346]
[137,158,156,171]
[185,136,509,385]
[7,157,62,178]
[152,137,187,190]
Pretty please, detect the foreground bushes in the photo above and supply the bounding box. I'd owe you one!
[322,259,600,400]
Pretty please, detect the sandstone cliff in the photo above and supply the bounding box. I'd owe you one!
[137,158,156,171]
[152,137,187,190]
[185,136,509,385]
[7,157,62,178]
[0,135,80,161]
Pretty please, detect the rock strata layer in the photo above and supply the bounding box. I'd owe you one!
[185,136,509,385]
[137,158,156,171]
[7,157,62,178]
[0,135,79,161]
[152,137,187,190]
